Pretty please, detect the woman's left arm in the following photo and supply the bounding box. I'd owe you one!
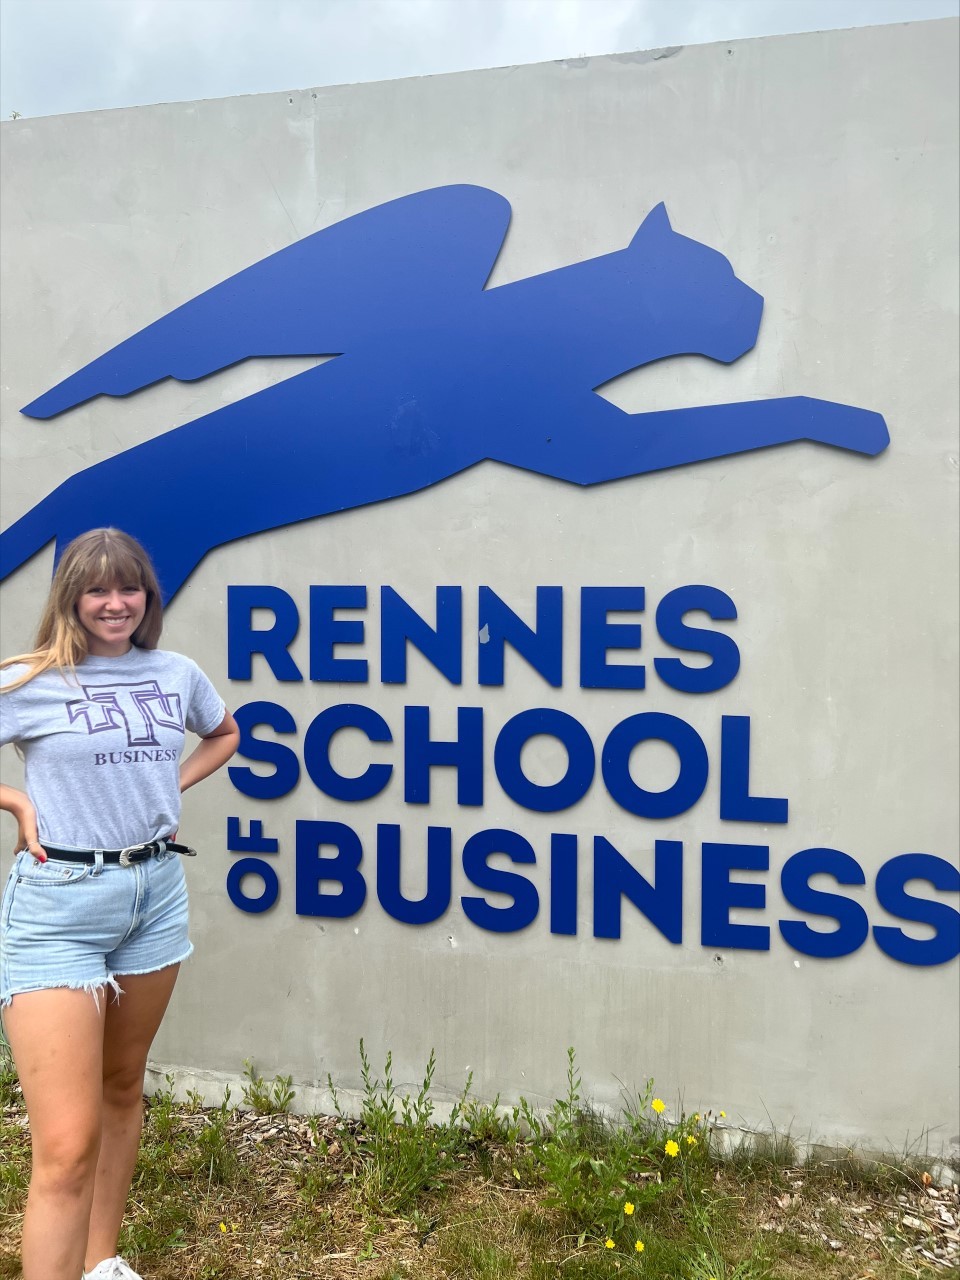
[179,711,241,792]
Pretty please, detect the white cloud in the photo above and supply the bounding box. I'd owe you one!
[1,0,957,119]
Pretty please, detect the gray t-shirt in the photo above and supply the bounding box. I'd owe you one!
[0,647,225,849]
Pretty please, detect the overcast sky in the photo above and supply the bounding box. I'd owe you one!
[1,0,957,120]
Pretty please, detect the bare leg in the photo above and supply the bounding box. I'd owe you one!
[3,988,107,1280]
[84,964,180,1272]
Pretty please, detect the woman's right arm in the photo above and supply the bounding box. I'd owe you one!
[0,783,45,862]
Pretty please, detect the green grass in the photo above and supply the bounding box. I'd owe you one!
[0,1041,952,1280]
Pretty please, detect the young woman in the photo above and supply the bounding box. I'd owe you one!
[0,528,239,1280]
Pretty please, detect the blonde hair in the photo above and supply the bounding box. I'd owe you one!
[0,529,163,691]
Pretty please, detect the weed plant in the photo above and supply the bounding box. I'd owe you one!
[0,1041,19,1111]
[242,1059,295,1114]
[122,1075,228,1258]
[0,1042,28,1224]
[507,1047,710,1253]
[0,1039,945,1280]
[328,1039,470,1214]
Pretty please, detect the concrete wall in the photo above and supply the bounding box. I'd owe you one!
[1,19,957,1163]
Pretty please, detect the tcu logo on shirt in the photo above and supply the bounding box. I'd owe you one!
[66,681,184,747]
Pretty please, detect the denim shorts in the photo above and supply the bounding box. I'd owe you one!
[0,848,193,1008]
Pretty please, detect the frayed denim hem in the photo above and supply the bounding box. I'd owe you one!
[0,941,196,1009]
[0,974,124,1011]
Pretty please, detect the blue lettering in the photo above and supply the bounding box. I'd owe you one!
[579,587,645,689]
[295,820,366,918]
[593,837,683,942]
[304,703,393,800]
[478,586,562,687]
[381,586,462,684]
[654,585,740,693]
[494,708,595,812]
[719,716,788,824]
[404,705,483,805]
[226,857,280,914]
[227,586,302,681]
[461,828,539,933]
[779,848,868,957]
[873,853,960,966]
[376,824,452,924]
[550,833,578,935]
[602,712,709,818]
[229,702,300,799]
[226,816,279,853]
[309,586,367,682]
[701,842,770,950]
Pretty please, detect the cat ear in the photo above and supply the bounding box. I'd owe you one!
[629,202,672,247]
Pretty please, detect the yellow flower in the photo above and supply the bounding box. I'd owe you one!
[686,1135,697,1146]
[605,1238,615,1249]
[651,1098,665,1114]
[219,1222,227,1233]
[719,1111,726,1118]
[624,1201,635,1215]
[693,1113,700,1121]
[635,1240,645,1253]
[664,1139,680,1157]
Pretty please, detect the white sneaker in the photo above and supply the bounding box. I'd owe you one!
[84,1258,144,1280]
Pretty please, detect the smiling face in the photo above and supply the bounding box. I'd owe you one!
[75,579,148,656]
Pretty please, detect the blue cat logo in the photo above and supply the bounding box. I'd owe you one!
[1,185,888,601]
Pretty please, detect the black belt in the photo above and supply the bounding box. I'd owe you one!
[39,840,197,867]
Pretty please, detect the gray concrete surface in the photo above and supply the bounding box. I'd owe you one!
[1,19,957,1164]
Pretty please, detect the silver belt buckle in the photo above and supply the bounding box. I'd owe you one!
[118,843,149,867]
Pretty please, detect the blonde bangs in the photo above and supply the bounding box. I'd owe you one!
[68,538,150,596]
[1,528,164,691]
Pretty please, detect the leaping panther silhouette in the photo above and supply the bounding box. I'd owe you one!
[0,185,888,601]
